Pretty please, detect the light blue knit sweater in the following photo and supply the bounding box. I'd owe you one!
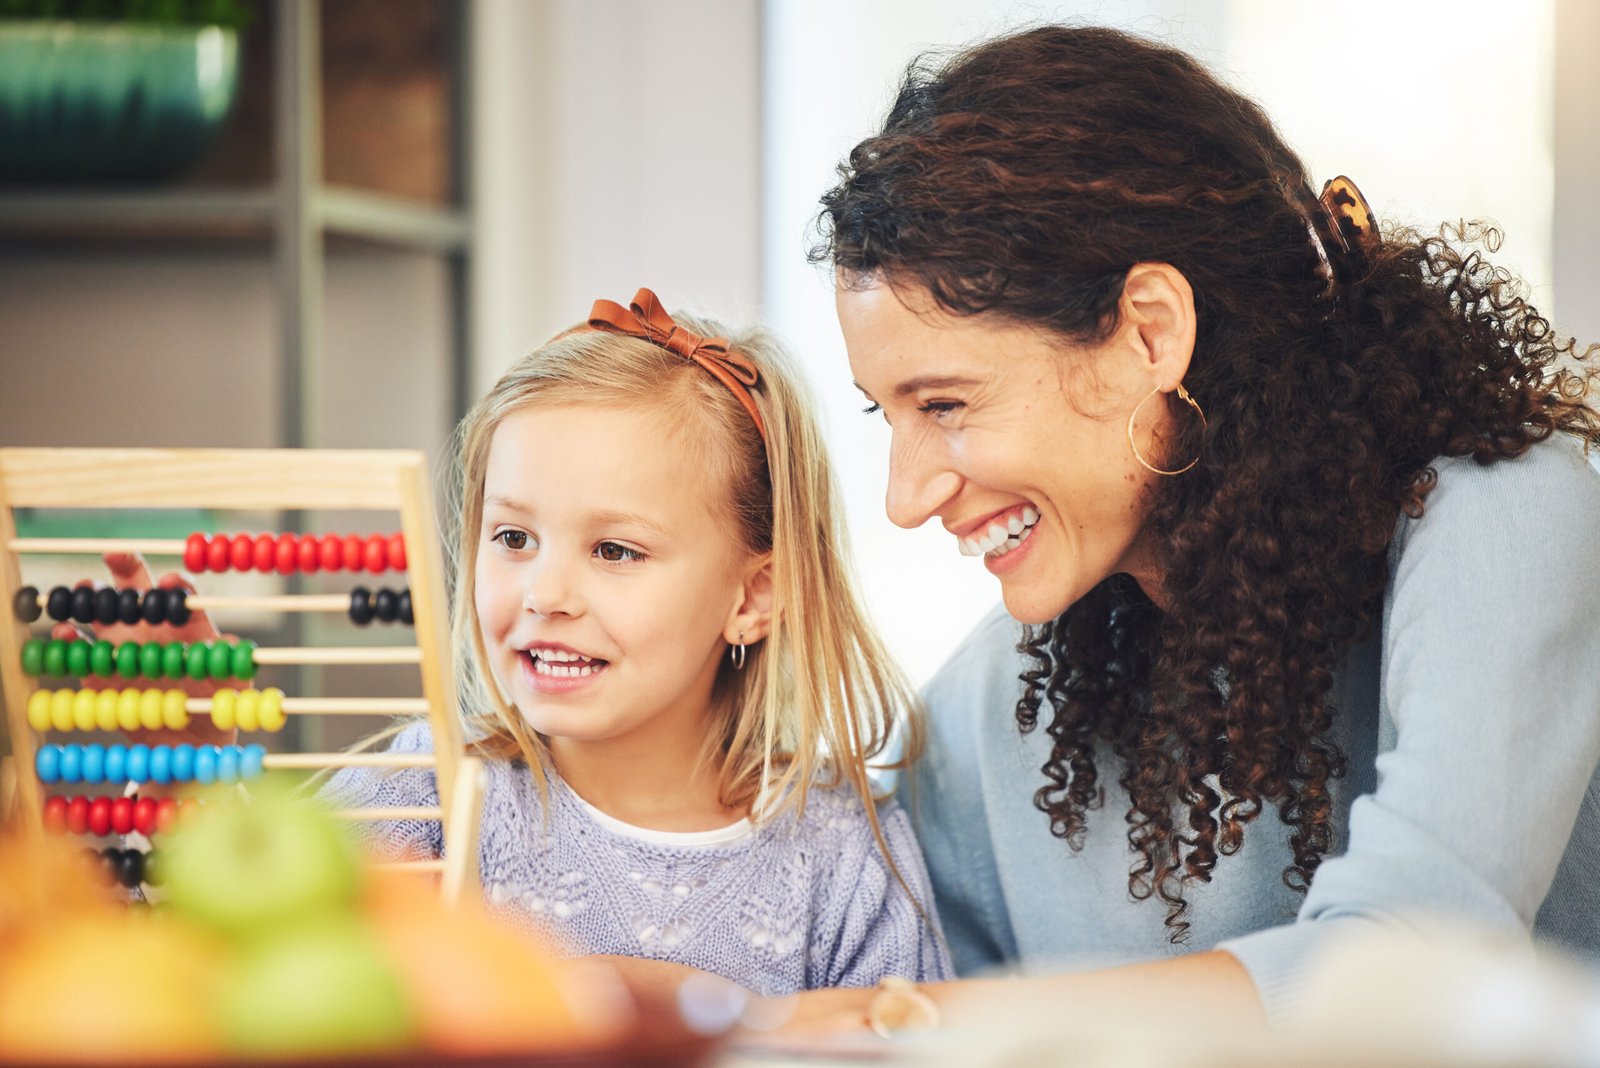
[322,722,952,996]
[905,437,1600,1021]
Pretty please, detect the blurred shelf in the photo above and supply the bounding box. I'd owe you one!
[0,185,468,252]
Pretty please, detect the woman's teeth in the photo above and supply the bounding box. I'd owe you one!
[529,650,601,677]
[959,506,1040,558]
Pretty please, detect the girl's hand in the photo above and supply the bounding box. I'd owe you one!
[50,551,238,751]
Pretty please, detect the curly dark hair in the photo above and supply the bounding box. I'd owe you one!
[811,25,1600,940]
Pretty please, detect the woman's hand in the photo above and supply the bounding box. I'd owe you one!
[50,551,238,751]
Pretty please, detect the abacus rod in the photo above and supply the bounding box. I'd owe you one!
[335,807,443,821]
[372,860,448,874]
[20,592,369,614]
[27,692,432,716]
[8,538,186,556]
[262,753,435,770]
[254,647,422,666]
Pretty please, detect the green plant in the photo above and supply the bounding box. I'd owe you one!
[0,0,253,30]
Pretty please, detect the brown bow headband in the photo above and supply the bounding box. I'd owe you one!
[577,288,768,444]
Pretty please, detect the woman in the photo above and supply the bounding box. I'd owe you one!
[803,24,1600,1029]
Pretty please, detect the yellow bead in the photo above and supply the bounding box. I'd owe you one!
[73,689,98,732]
[258,688,286,734]
[211,688,236,731]
[117,689,142,732]
[96,689,120,732]
[235,689,260,733]
[27,690,51,732]
[50,690,75,732]
[139,689,165,731]
[163,689,190,730]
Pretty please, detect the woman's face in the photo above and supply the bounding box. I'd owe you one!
[838,280,1171,624]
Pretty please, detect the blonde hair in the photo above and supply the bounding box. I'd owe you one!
[447,310,921,828]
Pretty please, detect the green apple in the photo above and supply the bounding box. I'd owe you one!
[220,916,416,1057]
[161,782,362,939]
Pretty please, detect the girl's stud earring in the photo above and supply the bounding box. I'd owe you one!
[730,633,747,671]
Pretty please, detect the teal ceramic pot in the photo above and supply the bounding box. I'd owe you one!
[0,19,240,181]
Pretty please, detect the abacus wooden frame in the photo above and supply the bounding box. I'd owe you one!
[0,448,478,898]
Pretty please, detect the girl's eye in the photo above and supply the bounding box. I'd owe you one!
[595,541,644,564]
[493,529,530,551]
[860,402,881,415]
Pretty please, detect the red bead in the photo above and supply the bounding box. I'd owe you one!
[364,534,389,574]
[87,796,113,837]
[253,533,277,573]
[66,796,90,835]
[111,796,134,836]
[43,795,68,834]
[343,534,366,572]
[297,535,322,574]
[133,797,158,837]
[179,797,201,825]
[205,536,230,573]
[319,534,344,572]
[387,532,407,572]
[154,797,179,834]
[274,534,300,575]
[184,533,209,574]
[229,533,255,572]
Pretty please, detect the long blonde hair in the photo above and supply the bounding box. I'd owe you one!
[448,309,921,826]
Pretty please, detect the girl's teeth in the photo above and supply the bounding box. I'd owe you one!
[532,658,597,678]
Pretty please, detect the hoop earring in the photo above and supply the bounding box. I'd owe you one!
[729,633,746,671]
[1127,383,1206,476]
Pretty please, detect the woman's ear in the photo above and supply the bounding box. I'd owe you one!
[724,554,774,646]
[1119,262,1196,390]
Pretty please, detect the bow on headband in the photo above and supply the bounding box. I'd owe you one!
[584,288,768,444]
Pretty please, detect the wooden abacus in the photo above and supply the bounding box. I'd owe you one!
[0,448,485,905]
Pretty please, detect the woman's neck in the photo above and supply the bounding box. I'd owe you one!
[546,729,745,833]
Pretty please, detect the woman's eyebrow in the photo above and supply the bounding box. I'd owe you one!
[890,375,983,397]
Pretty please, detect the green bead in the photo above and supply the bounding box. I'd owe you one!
[20,638,44,677]
[186,642,212,681]
[140,641,164,680]
[231,639,257,680]
[162,642,186,680]
[208,641,232,681]
[90,640,115,678]
[65,640,91,677]
[42,639,67,677]
[116,642,141,679]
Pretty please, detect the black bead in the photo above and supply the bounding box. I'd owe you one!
[116,849,145,889]
[46,586,72,622]
[117,587,142,625]
[94,587,120,626]
[98,847,122,884]
[166,587,191,627]
[348,586,375,626]
[12,586,41,623]
[398,589,413,625]
[70,586,95,625]
[141,588,168,625]
[373,587,399,623]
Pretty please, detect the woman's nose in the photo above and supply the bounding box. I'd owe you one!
[885,429,962,529]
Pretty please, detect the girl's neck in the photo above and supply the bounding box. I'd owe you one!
[546,731,745,833]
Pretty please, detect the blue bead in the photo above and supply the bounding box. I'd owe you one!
[104,745,126,783]
[240,744,266,779]
[58,745,81,784]
[79,743,105,785]
[171,744,195,782]
[35,744,60,785]
[193,745,219,785]
[149,745,173,785]
[216,746,240,784]
[125,744,150,783]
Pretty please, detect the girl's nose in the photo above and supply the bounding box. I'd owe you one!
[522,557,581,618]
[885,429,962,529]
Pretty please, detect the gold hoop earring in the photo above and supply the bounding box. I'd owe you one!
[1127,384,1206,476]
[730,633,746,671]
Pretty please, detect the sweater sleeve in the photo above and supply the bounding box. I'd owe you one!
[316,719,444,862]
[1219,441,1600,1020]
[811,799,956,989]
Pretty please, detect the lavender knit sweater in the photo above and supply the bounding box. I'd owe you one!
[322,722,952,995]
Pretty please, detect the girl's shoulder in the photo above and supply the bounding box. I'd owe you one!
[765,779,915,854]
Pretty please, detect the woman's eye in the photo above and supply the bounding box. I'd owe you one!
[918,400,963,417]
[596,541,644,563]
[494,530,530,551]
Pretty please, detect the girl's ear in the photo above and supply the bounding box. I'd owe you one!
[724,553,774,646]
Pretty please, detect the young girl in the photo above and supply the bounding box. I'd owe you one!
[320,288,951,995]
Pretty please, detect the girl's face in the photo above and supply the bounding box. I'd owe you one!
[474,403,756,752]
[838,281,1169,625]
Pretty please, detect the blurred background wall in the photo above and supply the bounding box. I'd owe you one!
[2,0,1594,694]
